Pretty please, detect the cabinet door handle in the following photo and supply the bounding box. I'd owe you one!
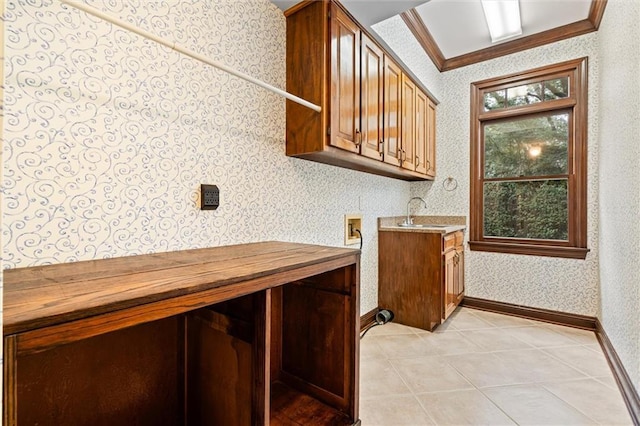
[354,129,361,146]
[426,159,431,171]
[378,139,384,152]
[415,155,419,166]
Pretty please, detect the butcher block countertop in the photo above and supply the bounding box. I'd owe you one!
[3,241,360,336]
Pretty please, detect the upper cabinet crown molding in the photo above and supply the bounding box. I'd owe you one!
[286,0,437,181]
[402,0,608,72]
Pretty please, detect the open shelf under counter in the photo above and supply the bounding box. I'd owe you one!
[3,241,361,426]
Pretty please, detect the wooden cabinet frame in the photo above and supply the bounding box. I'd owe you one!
[3,242,361,426]
[286,0,437,181]
[378,230,464,331]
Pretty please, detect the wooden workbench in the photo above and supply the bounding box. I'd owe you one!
[3,241,361,426]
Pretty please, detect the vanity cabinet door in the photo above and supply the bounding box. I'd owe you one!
[454,247,465,304]
[443,248,457,320]
[443,231,464,320]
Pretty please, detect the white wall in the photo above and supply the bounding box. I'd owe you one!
[597,0,640,394]
[2,0,411,315]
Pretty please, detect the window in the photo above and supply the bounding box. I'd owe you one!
[469,58,589,259]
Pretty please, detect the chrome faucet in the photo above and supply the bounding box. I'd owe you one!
[404,197,427,225]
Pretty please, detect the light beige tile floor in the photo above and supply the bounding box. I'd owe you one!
[359,307,633,425]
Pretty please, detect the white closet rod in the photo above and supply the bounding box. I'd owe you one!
[60,0,322,113]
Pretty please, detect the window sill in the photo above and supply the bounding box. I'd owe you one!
[468,241,590,259]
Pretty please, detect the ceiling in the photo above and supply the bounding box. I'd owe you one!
[272,0,607,72]
[271,0,426,26]
[415,0,592,59]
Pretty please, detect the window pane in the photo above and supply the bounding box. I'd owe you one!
[506,83,543,107]
[544,77,569,100]
[484,112,569,178]
[484,90,505,111]
[483,180,568,240]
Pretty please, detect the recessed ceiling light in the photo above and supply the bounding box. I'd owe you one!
[481,0,523,43]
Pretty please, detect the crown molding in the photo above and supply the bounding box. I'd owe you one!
[401,0,608,72]
[400,9,446,72]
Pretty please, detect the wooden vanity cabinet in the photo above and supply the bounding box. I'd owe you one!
[378,229,464,331]
[3,242,360,426]
[286,0,436,181]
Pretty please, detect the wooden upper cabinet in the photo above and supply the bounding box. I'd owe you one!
[285,0,436,181]
[426,98,436,178]
[402,82,435,176]
[415,89,428,175]
[401,74,416,171]
[330,3,360,153]
[360,33,384,160]
[383,55,402,166]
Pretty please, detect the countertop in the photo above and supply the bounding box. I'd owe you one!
[378,216,466,234]
[3,241,360,336]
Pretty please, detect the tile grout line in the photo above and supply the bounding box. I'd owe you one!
[539,381,605,425]
[446,314,596,424]
[467,319,629,424]
[361,309,632,425]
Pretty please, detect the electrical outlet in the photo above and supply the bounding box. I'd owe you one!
[201,184,219,210]
[344,214,362,246]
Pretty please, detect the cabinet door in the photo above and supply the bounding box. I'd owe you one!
[454,248,464,304]
[426,99,436,178]
[330,4,360,153]
[383,56,402,166]
[443,249,457,320]
[415,89,428,175]
[400,74,416,171]
[360,34,384,160]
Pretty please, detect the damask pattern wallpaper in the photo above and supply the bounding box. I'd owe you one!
[2,0,410,314]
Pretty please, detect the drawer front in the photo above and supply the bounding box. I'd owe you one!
[443,233,456,252]
[443,231,464,252]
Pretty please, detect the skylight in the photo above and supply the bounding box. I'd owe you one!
[481,0,523,43]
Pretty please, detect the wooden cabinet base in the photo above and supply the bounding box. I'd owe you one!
[271,382,354,425]
[378,230,465,331]
[3,242,360,426]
